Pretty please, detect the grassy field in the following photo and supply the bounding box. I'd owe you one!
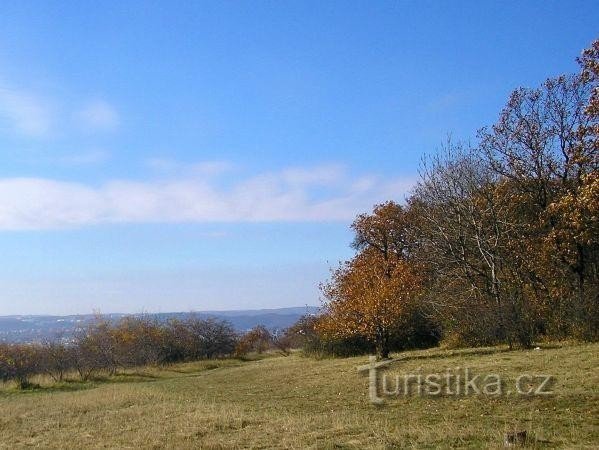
[0,343,597,449]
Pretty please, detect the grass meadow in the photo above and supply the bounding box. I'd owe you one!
[0,342,597,449]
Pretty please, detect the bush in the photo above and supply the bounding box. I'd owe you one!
[0,343,42,389]
[164,317,238,362]
[39,342,74,382]
[235,325,273,357]
[0,314,241,385]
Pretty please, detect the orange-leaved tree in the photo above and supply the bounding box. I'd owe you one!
[319,247,422,360]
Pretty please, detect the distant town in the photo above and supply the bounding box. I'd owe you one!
[0,307,319,344]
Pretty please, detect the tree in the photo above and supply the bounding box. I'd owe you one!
[320,248,422,359]
[111,316,165,367]
[186,317,237,359]
[163,317,237,361]
[476,67,597,340]
[235,325,272,356]
[40,341,74,382]
[411,144,541,348]
[578,39,599,148]
[351,201,413,261]
[545,171,599,339]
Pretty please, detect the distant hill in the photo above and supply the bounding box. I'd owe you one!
[0,306,321,343]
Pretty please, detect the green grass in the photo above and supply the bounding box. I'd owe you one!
[0,343,597,449]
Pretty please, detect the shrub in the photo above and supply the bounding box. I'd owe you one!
[39,342,74,382]
[0,343,42,389]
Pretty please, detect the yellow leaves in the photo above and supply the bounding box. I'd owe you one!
[544,171,599,265]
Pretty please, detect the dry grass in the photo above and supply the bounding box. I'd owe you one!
[0,343,597,449]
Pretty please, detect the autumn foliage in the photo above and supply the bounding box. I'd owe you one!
[317,39,599,357]
[320,238,424,359]
[0,315,239,388]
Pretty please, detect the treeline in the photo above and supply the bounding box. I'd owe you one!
[0,315,239,388]
[0,315,305,389]
[313,40,599,358]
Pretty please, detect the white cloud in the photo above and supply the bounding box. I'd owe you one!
[0,178,103,229]
[0,79,120,138]
[76,99,119,131]
[0,86,52,137]
[0,164,416,230]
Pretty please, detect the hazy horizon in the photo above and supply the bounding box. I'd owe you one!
[0,304,320,318]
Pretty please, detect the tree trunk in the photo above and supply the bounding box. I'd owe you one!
[375,328,390,360]
[17,376,30,390]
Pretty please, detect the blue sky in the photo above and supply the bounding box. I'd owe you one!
[0,1,597,315]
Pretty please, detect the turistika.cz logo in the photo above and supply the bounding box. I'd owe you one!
[357,356,554,405]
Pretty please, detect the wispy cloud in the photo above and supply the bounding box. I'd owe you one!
[0,164,415,230]
[76,99,119,131]
[0,85,52,137]
[0,78,120,139]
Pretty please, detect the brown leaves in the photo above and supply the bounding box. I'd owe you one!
[320,203,423,351]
